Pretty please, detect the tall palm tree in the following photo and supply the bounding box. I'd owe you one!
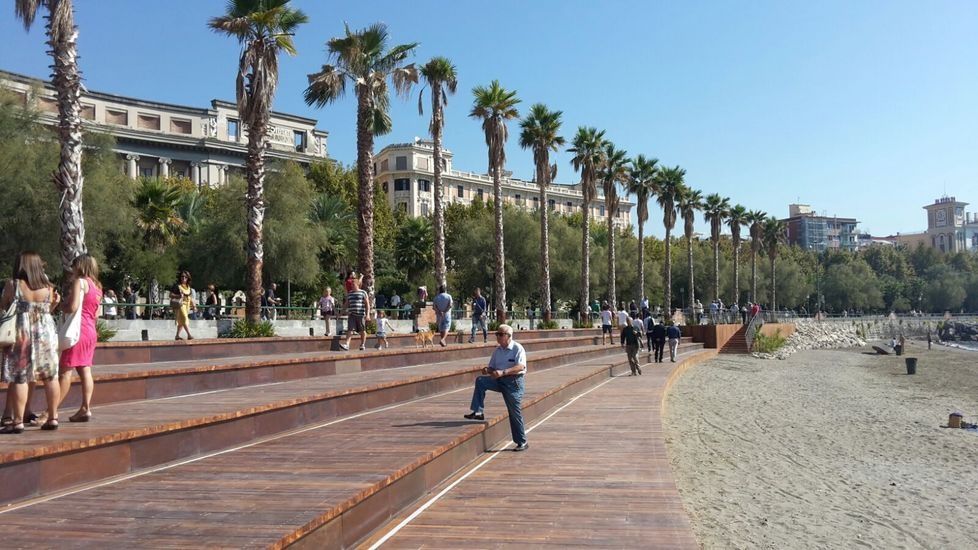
[677,185,703,312]
[656,166,686,316]
[568,127,607,322]
[762,217,786,311]
[470,80,520,322]
[726,204,748,305]
[747,209,767,303]
[599,143,629,309]
[305,23,418,295]
[418,56,457,290]
[210,0,308,323]
[518,103,564,322]
[625,155,658,303]
[702,193,730,303]
[14,0,87,273]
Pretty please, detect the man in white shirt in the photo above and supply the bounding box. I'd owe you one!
[599,302,614,345]
[616,305,630,341]
[464,324,529,451]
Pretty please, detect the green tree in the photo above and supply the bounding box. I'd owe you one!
[395,216,434,284]
[726,204,748,305]
[655,166,685,314]
[702,193,730,303]
[305,22,418,294]
[470,80,520,321]
[747,209,767,303]
[599,142,629,308]
[676,185,702,311]
[625,155,658,303]
[568,126,607,320]
[922,264,966,312]
[822,258,884,312]
[209,0,308,322]
[263,162,324,287]
[762,217,786,310]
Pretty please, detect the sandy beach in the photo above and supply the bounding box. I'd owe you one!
[664,342,978,549]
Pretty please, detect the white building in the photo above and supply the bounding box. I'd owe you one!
[374,139,633,228]
[1,69,329,186]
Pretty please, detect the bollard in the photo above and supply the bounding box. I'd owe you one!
[905,357,917,375]
[309,327,314,337]
[141,329,149,341]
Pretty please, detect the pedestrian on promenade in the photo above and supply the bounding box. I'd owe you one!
[616,304,630,340]
[340,277,369,351]
[102,289,118,320]
[170,271,195,340]
[621,317,642,376]
[58,254,102,424]
[203,284,219,320]
[651,319,666,363]
[1,252,61,433]
[694,299,704,324]
[631,314,646,351]
[374,310,394,349]
[463,324,529,452]
[263,282,279,320]
[640,295,649,312]
[433,285,453,347]
[600,302,614,345]
[666,322,682,362]
[628,300,639,319]
[318,287,336,336]
[729,302,739,325]
[740,303,748,325]
[644,310,655,351]
[469,288,488,343]
[390,293,401,319]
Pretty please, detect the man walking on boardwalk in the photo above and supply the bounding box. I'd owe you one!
[650,319,667,363]
[464,324,529,451]
[667,322,682,362]
[433,285,453,347]
[469,288,488,343]
[621,317,643,376]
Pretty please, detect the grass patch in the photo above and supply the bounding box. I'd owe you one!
[754,329,787,353]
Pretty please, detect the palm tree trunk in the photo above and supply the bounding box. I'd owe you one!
[356,93,376,295]
[492,160,507,323]
[664,228,672,315]
[732,240,740,305]
[686,232,695,310]
[750,246,758,303]
[244,116,267,323]
[769,255,777,311]
[636,216,645,306]
[539,162,552,323]
[48,0,87,274]
[580,198,591,323]
[607,209,616,309]
[432,86,447,289]
[713,240,720,302]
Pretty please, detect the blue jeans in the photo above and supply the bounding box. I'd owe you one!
[470,374,526,445]
[470,317,487,340]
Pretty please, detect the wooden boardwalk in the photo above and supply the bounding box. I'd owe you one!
[362,348,716,549]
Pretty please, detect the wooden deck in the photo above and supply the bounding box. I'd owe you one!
[361,348,717,549]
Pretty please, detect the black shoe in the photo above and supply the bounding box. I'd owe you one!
[464,412,485,421]
[514,442,529,452]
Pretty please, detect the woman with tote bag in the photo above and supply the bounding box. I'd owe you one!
[58,255,102,422]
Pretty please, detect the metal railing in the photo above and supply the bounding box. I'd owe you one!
[744,314,763,353]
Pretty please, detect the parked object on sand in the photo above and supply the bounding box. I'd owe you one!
[872,345,890,355]
[905,357,917,375]
[948,412,963,429]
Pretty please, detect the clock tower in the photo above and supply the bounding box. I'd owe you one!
[924,196,968,252]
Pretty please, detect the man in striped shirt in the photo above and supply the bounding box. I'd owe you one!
[340,275,370,351]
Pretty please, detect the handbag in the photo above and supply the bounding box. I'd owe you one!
[59,280,87,351]
[0,281,17,348]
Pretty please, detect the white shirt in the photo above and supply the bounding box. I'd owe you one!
[616,310,630,327]
[104,296,117,316]
[600,310,613,325]
[488,339,527,375]
[632,317,645,333]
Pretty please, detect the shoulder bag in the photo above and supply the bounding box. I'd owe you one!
[59,280,87,351]
[0,280,18,348]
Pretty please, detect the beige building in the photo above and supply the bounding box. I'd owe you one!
[885,195,978,252]
[374,140,633,229]
[1,69,329,185]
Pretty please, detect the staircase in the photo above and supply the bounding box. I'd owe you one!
[719,325,750,353]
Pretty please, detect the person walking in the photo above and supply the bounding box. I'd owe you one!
[463,324,528,452]
[599,302,614,345]
[263,282,280,320]
[203,284,219,320]
[667,322,682,362]
[651,320,667,363]
[102,289,118,320]
[58,254,102,423]
[340,277,369,351]
[644,311,656,352]
[469,288,488,344]
[170,271,195,340]
[433,285,453,347]
[630,314,646,351]
[318,287,336,336]
[390,293,401,319]
[374,310,394,349]
[693,299,704,325]
[1,252,61,433]
[616,304,630,341]
[621,317,642,376]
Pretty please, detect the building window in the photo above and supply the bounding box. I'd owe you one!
[395,156,408,170]
[227,119,239,141]
[170,118,192,135]
[421,202,429,216]
[38,96,57,113]
[457,185,464,198]
[599,205,606,216]
[373,162,378,175]
[418,157,429,170]
[137,113,161,131]
[566,201,573,210]
[382,181,389,193]
[394,178,410,191]
[532,197,539,208]
[141,167,155,178]
[174,169,186,178]
[477,189,484,200]
[548,199,556,210]
[105,108,128,126]
[294,130,306,152]
[80,104,96,120]
[381,159,389,172]
[419,179,431,192]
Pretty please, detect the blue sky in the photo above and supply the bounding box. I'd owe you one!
[3,0,977,238]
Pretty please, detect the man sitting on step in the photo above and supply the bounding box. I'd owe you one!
[464,324,529,452]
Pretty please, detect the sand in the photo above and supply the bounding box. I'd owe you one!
[664,342,978,549]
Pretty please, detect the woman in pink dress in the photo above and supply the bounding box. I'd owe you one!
[58,255,102,422]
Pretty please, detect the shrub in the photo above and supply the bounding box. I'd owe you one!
[366,319,377,335]
[537,320,559,330]
[487,320,501,332]
[96,320,116,342]
[572,320,594,329]
[754,329,786,353]
[428,321,456,332]
[225,320,276,338]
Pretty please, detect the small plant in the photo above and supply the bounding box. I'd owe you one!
[572,319,594,329]
[488,320,502,332]
[96,320,116,342]
[754,329,787,353]
[366,319,377,335]
[428,321,457,332]
[537,320,559,330]
[225,320,276,338]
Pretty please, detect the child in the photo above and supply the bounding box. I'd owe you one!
[375,310,395,349]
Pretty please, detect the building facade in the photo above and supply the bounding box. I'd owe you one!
[374,140,633,229]
[922,196,978,252]
[782,204,859,251]
[1,70,329,185]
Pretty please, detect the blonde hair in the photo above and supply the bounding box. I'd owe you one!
[71,254,101,289]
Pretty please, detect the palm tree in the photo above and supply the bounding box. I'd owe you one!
[747,209,767,303]
[655,166,686,316]
[568,127,607,322]
[677,185,703,313]
[395,216,434,284]
[210,0,308,323]
[132,179,187,253]
[518,103,564,322]
[470,80,520,322]
[310,193,356,274]
[14,0,87,273]
[625,155,658,303]
[702,193,730,304]
[305,23,418,295]
[726,204,748,305]
[762,217,786,311]
[599,143,629,309]
[417,56,457,290]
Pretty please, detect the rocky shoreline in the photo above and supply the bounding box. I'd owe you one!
[753,319,866,360]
